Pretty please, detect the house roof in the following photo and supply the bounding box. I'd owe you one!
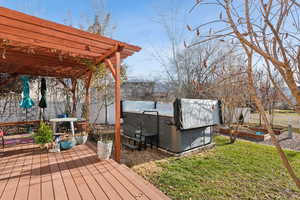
[0,7,141,78]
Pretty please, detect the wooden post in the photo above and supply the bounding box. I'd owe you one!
[114,51,121,162]
[85,72,92,133]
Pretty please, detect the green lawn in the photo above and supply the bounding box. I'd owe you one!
[134,136,300,200]
[274,109,297,114]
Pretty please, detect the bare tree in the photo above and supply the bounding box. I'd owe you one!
[166,41,242,98]
[213,63,249,143]
[188,0,300,189]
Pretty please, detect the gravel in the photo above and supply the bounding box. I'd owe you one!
[257,131,300,151]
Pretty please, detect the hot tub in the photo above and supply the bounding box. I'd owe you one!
[122,98,221,154]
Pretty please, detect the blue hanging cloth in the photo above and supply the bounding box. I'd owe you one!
[19,76,35,109]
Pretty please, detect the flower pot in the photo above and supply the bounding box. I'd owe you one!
[60,138,76,150]
[75,135,88,145]
[97,140,113,160]
[39,143,49,150]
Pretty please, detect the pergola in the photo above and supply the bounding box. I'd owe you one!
[0,7,141,162]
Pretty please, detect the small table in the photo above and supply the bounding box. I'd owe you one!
[50,118,79,137]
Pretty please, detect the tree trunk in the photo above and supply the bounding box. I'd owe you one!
[246,52,300,189]
[104,95,108,125]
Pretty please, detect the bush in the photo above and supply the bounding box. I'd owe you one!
[34,122,53,146]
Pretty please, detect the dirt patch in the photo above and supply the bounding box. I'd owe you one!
[120,148,170,167]
[131,160,165,179]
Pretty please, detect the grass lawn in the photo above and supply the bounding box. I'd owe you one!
[133,136,300,200]
[274,109,297,114]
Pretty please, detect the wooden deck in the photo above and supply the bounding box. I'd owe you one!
[0,142,170,200]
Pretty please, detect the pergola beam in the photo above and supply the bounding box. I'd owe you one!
[105,59,116,79]
[0,7,140,52]
[0,31,98,58]
[0,64,80,78]
[95,43,124,65]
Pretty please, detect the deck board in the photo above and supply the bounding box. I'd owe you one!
[0,142,170,200]
[54,151,82,200]
[73,147,122,200]
[28,147,41,200]
[48,152,68,200]
[13,144,33,200]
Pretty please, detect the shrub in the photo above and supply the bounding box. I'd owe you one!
[34,122,53,146]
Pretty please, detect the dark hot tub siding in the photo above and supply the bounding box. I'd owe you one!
[122,112,212,153]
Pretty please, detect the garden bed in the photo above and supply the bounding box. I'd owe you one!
[219,125,284,141]
[219,127,266,141]
[247,126,283,135]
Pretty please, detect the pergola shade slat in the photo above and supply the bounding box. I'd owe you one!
[0,16,135,57]
[0,7,140,52]
[0,6,141,78]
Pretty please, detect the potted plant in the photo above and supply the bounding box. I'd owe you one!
[33,122,53,149]
[74,131,88,145]
[74,119,89,145]
[97,134,113,160]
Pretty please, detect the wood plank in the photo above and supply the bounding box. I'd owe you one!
[0,16,109,53]
[28,146,41,200]
[109,161,171,200]
[14,143,34,200]
[2,50,85,68]
[0,7,141,52]
[78,145,135,200]
[0,65,81,79]
[104,59,116,79]
[95,44,123,64]
[0,143,169,200]
[40,151,54,200]
[54,152,81,200]
[103,160,149,200]
[0,145,26,200]
[48,152,68,200]
[61,148,95,200]
[0,120,40,127]
[0,30,99,58]
[79,144,149,199]
[73,146,122,200]
[114,51,121,162]
[0,145,23,199]
[67,147,109,200]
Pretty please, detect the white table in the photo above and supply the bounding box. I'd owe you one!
[50,118,79,137]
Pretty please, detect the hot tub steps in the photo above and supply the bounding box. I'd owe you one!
[121,134,144,150]
[122,143,140,150]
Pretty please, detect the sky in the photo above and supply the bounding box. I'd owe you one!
[0,0,214,80]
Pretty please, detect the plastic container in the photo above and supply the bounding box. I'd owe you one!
[255,131,264,135]
[60,138,76,150]
[97,140,113,160]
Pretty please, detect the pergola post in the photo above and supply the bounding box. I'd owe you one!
[114,51,121,163]
[84,72,92,133]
